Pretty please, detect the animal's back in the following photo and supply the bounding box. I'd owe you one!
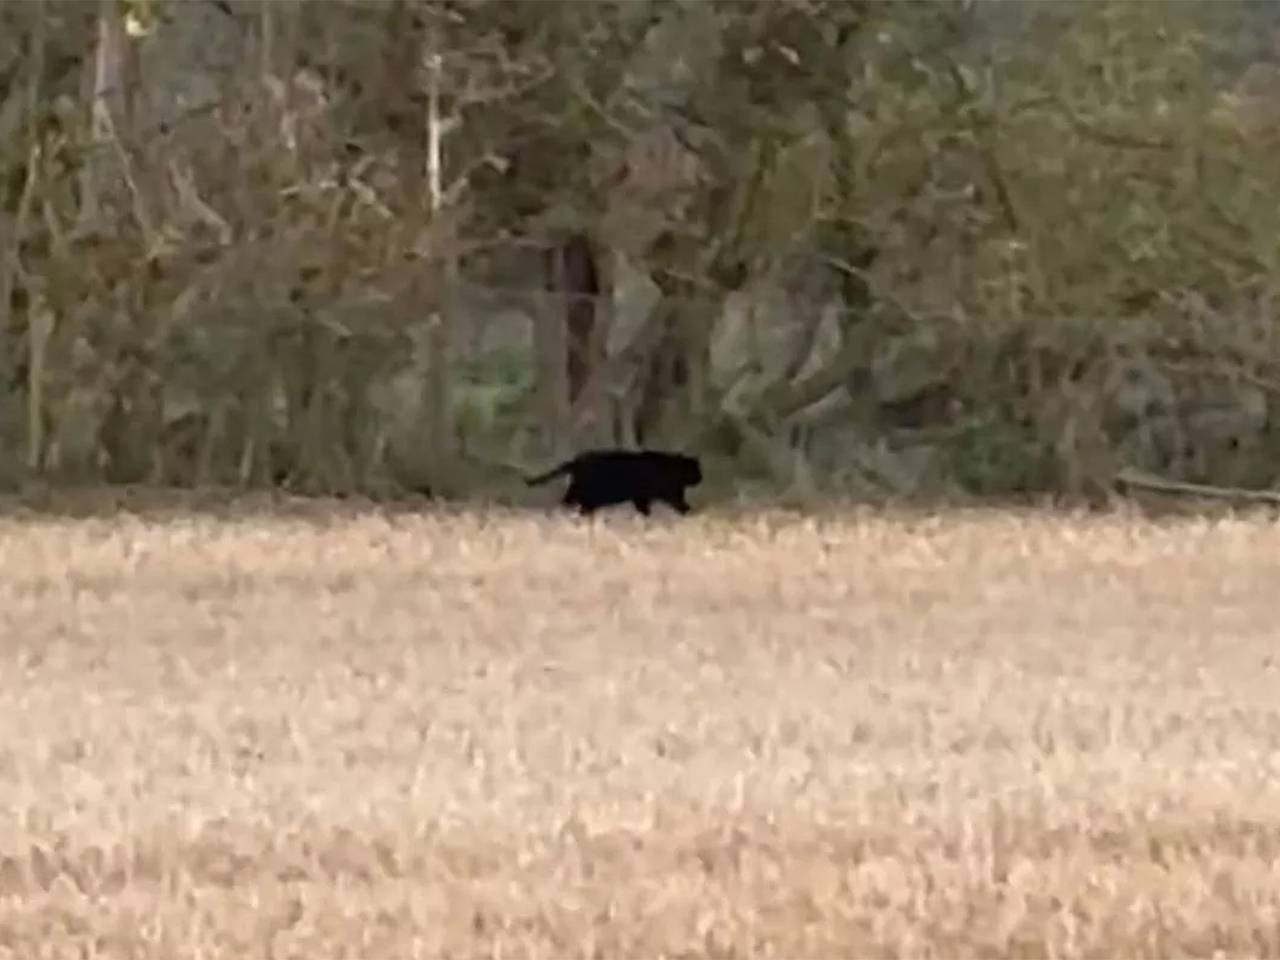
[578,449,639,472]
[571,450,644,497]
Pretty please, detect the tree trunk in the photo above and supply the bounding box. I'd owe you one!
[533,277,571,459]
[385,1,455,488]
[539,230,603,451]
[545,231,600,407]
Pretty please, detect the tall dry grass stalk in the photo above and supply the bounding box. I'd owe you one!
[0,502,1277,957]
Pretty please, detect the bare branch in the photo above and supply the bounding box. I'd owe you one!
[1050,96,1174,151]
[1116,468,1280,505]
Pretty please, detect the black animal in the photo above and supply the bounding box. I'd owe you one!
[526,448,702,516]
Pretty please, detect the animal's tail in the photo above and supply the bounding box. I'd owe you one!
[524,457,576,487]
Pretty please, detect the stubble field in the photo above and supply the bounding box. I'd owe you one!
[0,496,1278,958]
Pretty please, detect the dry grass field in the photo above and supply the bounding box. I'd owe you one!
[0,495,1278,958]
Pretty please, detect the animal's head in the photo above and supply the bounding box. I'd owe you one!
[680,455,703,487]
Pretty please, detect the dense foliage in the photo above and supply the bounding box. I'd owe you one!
[2,0,1279,501]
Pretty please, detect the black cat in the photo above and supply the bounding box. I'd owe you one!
[526,448,703,516]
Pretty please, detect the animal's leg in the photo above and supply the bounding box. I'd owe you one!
[569,480,605,515]
[562,481,582,509]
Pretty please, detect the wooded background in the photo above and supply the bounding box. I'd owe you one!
[4,0,1280,504]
